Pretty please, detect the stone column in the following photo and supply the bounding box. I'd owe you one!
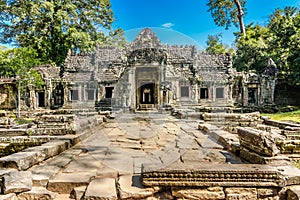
[63,82,69,107]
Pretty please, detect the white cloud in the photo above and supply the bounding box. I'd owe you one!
[161,22,174,29]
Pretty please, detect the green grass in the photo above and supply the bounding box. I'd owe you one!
[262,109,300,123]
[15,118,33,125]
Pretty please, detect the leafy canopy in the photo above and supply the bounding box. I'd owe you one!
[0,0,125,65]
[0,47,43,88]
[233,6,300,85]
[207,0,246,36]
[205,33,234,54]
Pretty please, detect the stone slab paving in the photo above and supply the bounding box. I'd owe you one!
[26,113,242,198]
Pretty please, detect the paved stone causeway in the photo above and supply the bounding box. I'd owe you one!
[26,113,242,199]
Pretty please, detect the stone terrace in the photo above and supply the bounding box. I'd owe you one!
[1,113,300,199]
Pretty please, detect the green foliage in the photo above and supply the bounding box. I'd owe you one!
[268,7,300,85]
[0,0,126,65]
[207,0,246,35]
[0,47,43,89]
[233,6,300,85]
[205,33,234,54]
[233,24,270,72]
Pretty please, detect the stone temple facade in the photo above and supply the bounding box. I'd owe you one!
[0,28,278,112]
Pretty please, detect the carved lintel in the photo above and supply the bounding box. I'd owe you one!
[141,163,284,187]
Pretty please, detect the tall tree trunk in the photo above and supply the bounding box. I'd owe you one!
[233,0,246,37]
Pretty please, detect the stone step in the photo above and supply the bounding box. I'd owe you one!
[29,148,83,187]
[0,123,102,171]
[0,140,70,170]
[83,178,117,200]
[117,174,158,199]
[47,171,96,194]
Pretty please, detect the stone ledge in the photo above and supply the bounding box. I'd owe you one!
[0,140,70,170]
[0,124,102,171]
[142,163,285,187]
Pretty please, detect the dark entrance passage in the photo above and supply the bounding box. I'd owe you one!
[37,92,45,107]
[105,87,114,98]
[140,83,155,104]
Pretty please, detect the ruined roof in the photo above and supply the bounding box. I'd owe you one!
[131,28,163,49]
[262,58,278,77]
[35,65,61,80]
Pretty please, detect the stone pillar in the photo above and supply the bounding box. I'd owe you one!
[129,67,135,109]
[28,86,36,110]
[63,83,69,107]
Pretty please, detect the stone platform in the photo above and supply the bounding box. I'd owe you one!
[1,113,300,199]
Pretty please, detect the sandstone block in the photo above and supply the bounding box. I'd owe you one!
[172,187,225,200]
[2,171,32,194]
[70,186,87,200]
[257,188,279,199]
[17,187,57,200]
[84,178,117,200]
[225,188,257,200]
[117,175,158,199]
[47,172,95,194]
[0,193,18,200]
[287,186,300,200]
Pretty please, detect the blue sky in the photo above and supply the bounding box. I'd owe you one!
[110,0,300,49]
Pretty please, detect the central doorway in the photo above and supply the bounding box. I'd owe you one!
[140,83,155,104]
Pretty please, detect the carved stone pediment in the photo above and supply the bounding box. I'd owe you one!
[127,48,167,65]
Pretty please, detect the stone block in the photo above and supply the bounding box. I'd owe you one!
[47,172,95,194]
[17,187,57,200]
[0,139,71,170]
[142,163,283,187]
[276,165,300,186]
[29,165,61,187]
[117,175,157,199]
[239,148,290,165]
[96,166,119,178]
[70,186,87,200]
[0,151,37,170]
[225,188,257,200]
[257,188,279,199]
[237,127,280,156]
[2,171,32,194]
[172,187,225,200]
[0,193,18,200]
[84,178,117,200]
[287,186,300,200]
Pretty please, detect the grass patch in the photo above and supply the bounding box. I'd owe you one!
[262,109,300,123]
[292,159,300,169]
[16,118,34,125]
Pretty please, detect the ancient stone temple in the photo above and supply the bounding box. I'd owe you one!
[0,28,278,112]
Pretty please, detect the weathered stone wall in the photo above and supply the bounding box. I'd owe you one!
[0,81,16,110]
[275,82,300,106]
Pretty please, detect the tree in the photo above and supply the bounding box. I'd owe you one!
[233,24,270,72]
[0,47,44,117]
[0,0,126,65]
[0,47,43,88]
[233,6,300,85]
[207,0,246,37]
[268,7,300,85]
[205,33,233,54]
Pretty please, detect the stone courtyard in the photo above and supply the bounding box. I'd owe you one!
[28,113,243,199]
[0,111,300,199]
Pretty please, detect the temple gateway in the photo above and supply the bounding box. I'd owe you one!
[1,28,278,112]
